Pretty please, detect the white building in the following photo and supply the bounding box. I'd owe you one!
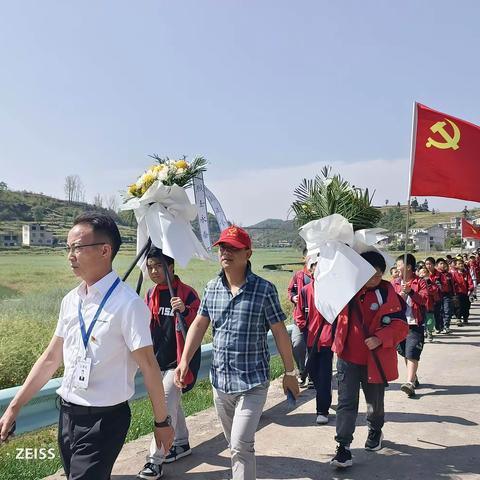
[22,224,54,246]
[464,239,480,250]
[411,225,446,251]
[0,231,20,247]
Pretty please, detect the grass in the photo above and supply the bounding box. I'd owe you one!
[0,248,298,389]
[0,357,285,480]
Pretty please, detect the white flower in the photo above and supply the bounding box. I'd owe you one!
[157,168,168,181]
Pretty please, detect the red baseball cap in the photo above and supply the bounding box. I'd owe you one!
[212,226,252,249]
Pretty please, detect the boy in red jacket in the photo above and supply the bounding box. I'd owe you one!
[452,258,474,326]
[287,249,313,386]
[436,258,455,334]
[138,248,200,480]
[295,260,335,425]
[394,254,428,398]
[330,251,408,469]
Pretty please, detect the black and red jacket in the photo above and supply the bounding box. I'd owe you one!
[146,276,200,390]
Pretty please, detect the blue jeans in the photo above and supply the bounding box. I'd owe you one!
[306,346,333,415]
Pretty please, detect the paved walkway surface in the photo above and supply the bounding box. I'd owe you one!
[46,305,480,480]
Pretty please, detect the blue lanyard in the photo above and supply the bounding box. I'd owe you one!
[78,277,120,350]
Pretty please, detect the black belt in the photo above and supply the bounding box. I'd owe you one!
[60,399,128,415]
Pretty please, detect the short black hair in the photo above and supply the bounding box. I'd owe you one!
[146,247,174,266]
[389,266,397,274]
[436,257,445,265]
[73,212,122,259]
[396,253,416,270]
[361,250,386,273]
[302,247,308,256]
[425,256,435,264]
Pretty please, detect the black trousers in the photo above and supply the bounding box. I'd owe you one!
[306,346,333,415]
[457,293,471,321]
[335,358,385,446]
[58,401,131,480]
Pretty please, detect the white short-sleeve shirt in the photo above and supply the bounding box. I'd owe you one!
[55,270,153,406]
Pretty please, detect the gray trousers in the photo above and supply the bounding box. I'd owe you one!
[335,358,385,446]
[291,323,307,376]
[147,369,189,464]
[213,383,269,480]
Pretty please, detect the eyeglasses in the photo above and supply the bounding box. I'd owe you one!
[218,244,245,253]
[65,242,106,255]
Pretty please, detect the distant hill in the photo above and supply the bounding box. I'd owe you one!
[2,187,476,248]
[0,188,136,243]
[245,218,299,248]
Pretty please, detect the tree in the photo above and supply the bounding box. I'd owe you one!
[385,199,389,206]
[377,205,415,234]
[291,166,381,230]
[93,193,103,208]
[105,194,118,212]
[32,205,45,222]
[0,181,7,191]
[64,175,85,203]
[446,236,462,249]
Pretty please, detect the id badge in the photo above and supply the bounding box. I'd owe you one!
[73,357,92,389]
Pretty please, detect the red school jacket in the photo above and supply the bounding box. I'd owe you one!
[295,281,334,349]
[451,269,474,295]
[332,280,408,384]
[287,268,312,303]
[392,275,428,326]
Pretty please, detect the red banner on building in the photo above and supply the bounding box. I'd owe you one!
[461,218,480,239]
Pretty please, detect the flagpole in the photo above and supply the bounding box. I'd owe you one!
[403,101,418,282]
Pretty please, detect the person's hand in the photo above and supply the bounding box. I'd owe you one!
[174,360,189,389]
[0,408,17,444]
[171,297,186,313]
[292,295,299,304]
[401,281,412,295]
[282,374,300,399]
[364,336,382,350]
[154,425,174,453]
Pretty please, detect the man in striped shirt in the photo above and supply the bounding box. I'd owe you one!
[175,226,299,480]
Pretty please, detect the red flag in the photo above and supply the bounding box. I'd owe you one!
[461,218,480,239]
[410,103,480,201]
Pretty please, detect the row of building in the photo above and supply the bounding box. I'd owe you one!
[0,224,54,247]
[381,216,480,251]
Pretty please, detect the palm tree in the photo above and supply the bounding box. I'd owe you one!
[291,166,381,231]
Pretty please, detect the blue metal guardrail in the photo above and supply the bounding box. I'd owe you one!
[0,326,292,434]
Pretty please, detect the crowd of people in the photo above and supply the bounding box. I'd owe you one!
[0,213,477,480]
[290,248,479,468]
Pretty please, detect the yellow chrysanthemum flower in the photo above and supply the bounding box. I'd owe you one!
[175,159,188,169]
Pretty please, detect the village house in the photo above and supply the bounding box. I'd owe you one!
[22,224,54,246]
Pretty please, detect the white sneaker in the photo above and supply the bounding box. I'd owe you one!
[316,414,329,424]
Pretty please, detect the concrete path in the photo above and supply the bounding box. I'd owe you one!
[46,305,480,480]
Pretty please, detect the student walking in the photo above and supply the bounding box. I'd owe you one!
[330,251,408,469]
[137,248,201,480]
[394,254,429,398]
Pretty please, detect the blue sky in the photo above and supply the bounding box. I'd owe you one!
[1,1,480,224]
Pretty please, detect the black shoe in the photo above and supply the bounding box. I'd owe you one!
[414,376,420,388]
[330,445,352,468]
[365,430,384,451]
[137,462,163,479]
[164,443,192,463]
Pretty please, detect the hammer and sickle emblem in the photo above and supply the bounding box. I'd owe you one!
[425,118,460,150]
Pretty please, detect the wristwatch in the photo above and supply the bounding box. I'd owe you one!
[154,415,172,428]
[284,369,299,377]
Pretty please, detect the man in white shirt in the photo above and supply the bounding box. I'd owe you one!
[0,213,174,480]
